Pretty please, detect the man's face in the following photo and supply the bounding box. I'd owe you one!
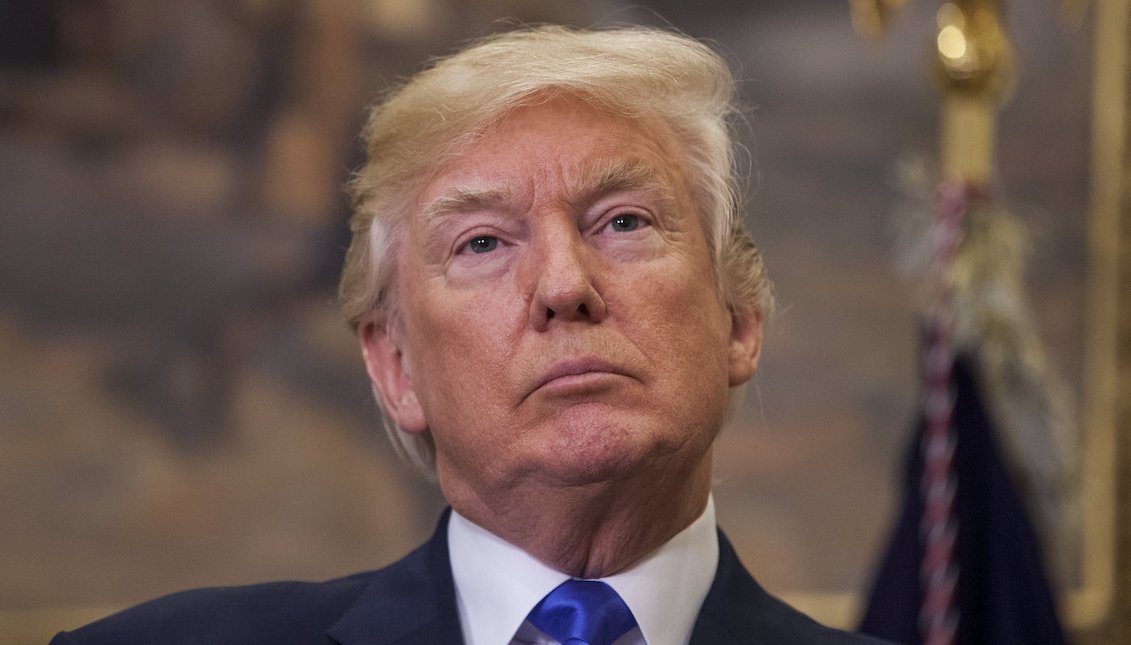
[361,97,761,504]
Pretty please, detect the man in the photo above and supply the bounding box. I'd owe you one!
[53,26,890,645]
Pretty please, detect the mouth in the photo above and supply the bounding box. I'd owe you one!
[527,357,632,400]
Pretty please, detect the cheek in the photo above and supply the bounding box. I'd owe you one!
[651,259,730,342]
[664,278,733,385]
[404,284,525,409]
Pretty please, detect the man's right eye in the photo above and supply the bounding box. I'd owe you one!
[466,236,499,254]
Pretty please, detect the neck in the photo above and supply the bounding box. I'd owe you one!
[440,450,713,578]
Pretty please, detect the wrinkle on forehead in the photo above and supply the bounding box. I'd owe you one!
[408,97,700,267]
[420,156,681,222]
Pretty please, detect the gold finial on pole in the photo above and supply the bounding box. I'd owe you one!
[934,0,1016,182]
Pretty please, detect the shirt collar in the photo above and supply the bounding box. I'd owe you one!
[448,496,718,645]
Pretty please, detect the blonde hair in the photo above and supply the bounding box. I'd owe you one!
[340,25,772,474]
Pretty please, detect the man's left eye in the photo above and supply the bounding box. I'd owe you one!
[607,214,641,232]
[465,236,499,253]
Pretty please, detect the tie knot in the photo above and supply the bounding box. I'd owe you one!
[527,579,638,645]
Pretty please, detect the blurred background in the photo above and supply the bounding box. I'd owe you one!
[0,0,1108,642]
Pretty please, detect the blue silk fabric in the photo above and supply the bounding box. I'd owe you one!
[526,579,638,645]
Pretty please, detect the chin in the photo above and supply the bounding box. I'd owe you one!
[540,452,639,486]
[534,417,696,485]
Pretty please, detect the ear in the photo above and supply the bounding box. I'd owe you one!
[727,308,763,387]
[358,315,428,434]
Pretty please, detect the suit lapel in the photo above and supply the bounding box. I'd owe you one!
[327,510,463,645]
[689,529,745,644]
[689,529,801,645]
[692,529,887,645]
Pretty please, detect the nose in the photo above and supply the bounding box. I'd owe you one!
[523,217,607,331]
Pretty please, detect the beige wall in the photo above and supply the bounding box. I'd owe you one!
[0,1,1111,642]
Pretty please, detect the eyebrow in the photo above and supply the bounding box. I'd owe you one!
[419,187,514,253]
[417,156,681,243]
[573,157,680,212]
[422,187,513,220]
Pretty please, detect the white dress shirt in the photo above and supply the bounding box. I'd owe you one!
[448,496,719,645]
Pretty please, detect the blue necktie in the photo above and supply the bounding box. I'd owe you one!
[526,579,638,645]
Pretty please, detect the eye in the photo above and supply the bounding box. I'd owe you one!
[607,214,642,233]
[465,235,499,254]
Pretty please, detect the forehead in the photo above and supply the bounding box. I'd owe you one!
[414,97,692,211]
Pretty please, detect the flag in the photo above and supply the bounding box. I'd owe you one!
[858,356,1067,645]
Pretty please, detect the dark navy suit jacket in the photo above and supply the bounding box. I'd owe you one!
[52,511,889,644]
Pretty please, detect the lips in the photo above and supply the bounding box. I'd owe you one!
[528,357,632,399]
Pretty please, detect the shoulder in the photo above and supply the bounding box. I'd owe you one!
[693,530,894,645]
[745,599,895,645]
[698,574,890,644]
[49,572,377,645]
[50,515,457,645]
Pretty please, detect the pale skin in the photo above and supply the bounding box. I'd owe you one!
[359,96,763,578]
